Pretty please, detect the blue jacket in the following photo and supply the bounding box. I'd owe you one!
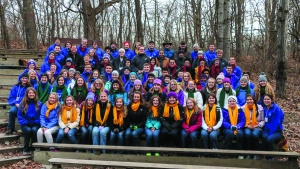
[40,103,60,129]
[108,92,129,106]
[77,45,89,57]
[124,49,136,61]
[18,69,40,81]
[111,49,119,59]
[61,47,70,57]
[236,88,254,107]
[34,83,53,104]
[222,66,243,80]
[163,48,174,59]
[190,50,198,61]
[204,50,217,66]
[145,48,159,58]
[81,70,92,82]
[44,53,65,65]
[47,43,61,54]
[18,101,41,126]
[264,103,284,136]
[222,108,245,130]
[145,114,161,129]
[8,84,29,106]
[223,72,239,89]
[236,81,255,90]
[40,62,61,74]
[88,47,104,61]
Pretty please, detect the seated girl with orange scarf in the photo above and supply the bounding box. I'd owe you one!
[56,95,80,145]
[159,92,184,147]
[222,96,245,152]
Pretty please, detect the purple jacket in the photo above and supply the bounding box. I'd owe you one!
[222,108,245,130]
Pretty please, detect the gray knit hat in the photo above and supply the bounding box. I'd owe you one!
[258,72,267,82]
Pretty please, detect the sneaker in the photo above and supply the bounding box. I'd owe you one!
[253,155,260,160]
[22,151,28,155]
[154,153,160,156]
[238,156,244,159]
[245,155,251,160]
[146,153,152,156]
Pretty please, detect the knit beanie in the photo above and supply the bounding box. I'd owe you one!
[27,59,36,68]
[112,70,119,76]
[258,72,267,82]
[20,73,29,79]
[102,54,110,60]
[216,73,225,80]
[69,68,75,72]
[227,95,237,102]
[123,66,131,72]
[153,79,162,86]
[167,92,178,100]
[240,76,248,82]
[223,77,231,84]
[129,72,137,78]
[66,58,73,63]
[134,79,142,86]
[86,92,95,100]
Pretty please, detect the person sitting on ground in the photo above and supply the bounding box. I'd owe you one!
[37,92,60,151]
[17,87,41,155]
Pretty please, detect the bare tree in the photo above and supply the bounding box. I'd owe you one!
[134,0,143,43]
[22,0,38,49]
[0,0,10,49]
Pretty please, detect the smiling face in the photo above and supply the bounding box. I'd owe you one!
[66,97,74,106]
[41,76,48,83]
[153,84,160,91]
[99,92,108,103]
[208,95,216,104]
[168,97,176,104]
[87,99,94,106]
[48,94,57,104]
[77,78,84,87]
[134,84,141,90]
[57,77,64,86]
[133,93,141,103]
[27,89,36,99]
[115,98,123,108]
[246,96,254,106]
[263,95,272,106]
[105,66,113,73]
[152,97,160,106]
[130,75,136,82]
[112,83,120,91]
[186,99,194,109]
[93,71,99,78]
[187,81,195,90]
[228,98,237,108]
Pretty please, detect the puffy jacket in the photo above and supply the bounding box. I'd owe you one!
[112,56,127,71]
[131,53,150,70]
[222,65,243,80]
[263,103,284,136]
[18,101,41,126]
[88,47,104,60]
[183,89,204,109]
[8,84,30,106]
[108,92,129,106]
[145,48,159,58]
[190,50,198,61]
[145,113,161,130]
[163,48,174,59]
[110,49,119,59]
[127,104,147,128]
[222,108,245,130]
[204,50,217,66]
[236,88,255,107]
[223,72,239,89]
[81,70,92,82]
[40,62,62,75]
[40,104,60,129]
[44,53,65,65]
[124,49,136,61]
[47,43,61,54]
[61,47,71,57]
[77,45,89,57]
[182,110,202,133]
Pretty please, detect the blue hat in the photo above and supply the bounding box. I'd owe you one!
[129,72,137,78]
[27,59,36,68]
[86,92,95,100]
[102,53,110,60]
[167,92,178,100]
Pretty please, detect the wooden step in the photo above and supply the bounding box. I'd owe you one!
[0,155,32,166]
[0,146,23,154]
[0,135,20,144]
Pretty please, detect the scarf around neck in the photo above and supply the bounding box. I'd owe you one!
[244,104,258,127]
[163,101,180,120]
[62,105,77,124]
[219,87,233,108]
[205,104,217,128]
[37,82,50,103]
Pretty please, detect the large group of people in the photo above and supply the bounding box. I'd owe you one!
[7,38,284,159]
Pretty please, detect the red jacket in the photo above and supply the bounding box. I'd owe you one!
[182,110,202,134]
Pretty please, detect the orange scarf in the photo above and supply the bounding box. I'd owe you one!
[45,102,57,118]
[163,101,180,121]
[94,103,111,126]
[151,106,159,118]
[62,105,77,124]
[205,104,217,128]
[185,109,194,125]
[79,105,93,126]
[131,102,140,112]
[244,104,257,127]
[228,105,238,135]
[113,107,124,126]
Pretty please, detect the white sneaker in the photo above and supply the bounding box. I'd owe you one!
[238,156,244,159]
[22,151,28,155]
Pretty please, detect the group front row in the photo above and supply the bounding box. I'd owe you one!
[18,87,284,157]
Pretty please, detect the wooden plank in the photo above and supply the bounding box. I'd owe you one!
[34,151,297,169]
[0,155,32,166]
[33,143,300,158]
[0,146,23,153]
[0,135,20,144]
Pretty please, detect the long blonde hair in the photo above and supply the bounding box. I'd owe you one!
[185,98,200,114]
[114,98,128,117]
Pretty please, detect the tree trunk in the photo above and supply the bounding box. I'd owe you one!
[23,0,38,49]
[217,0,224,49]
[235,0,244,58]
[276,0,290,99]
[0,2,10,49]
[134,0,143,43]
[223,0,231,59]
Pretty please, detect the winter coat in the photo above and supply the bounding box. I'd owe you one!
[183,89,204,109]
[112,56,128,71]
[201,104,223,131]
[77,45,89,57]
[263,103,284,136]
[127,104,147,128]
[204,50,217,66]
[124,49,136,61]
[236,88,255,107]
[145,48,159,58]
[58,107,80,129]
[222,107,245,130]
[18,101,41,126]
[131,53,150,71]
[40,104,60,129]
[40,62,61,75]
[182,109,202,133]
[241,104,265,129]
[8,84,30,106]
[159,105,184,129]
[163,48,175,59]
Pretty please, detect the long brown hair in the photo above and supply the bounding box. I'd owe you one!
[114,98,127,117]
[20,87,40,113]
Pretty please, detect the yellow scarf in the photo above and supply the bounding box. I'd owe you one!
[228,105,238,135]
[151,106,159,118]
[205,104,217,128]
[185,109,194,125]
[113,107,124,126]
[131,102,140,112]
[163,101,180,121]
[79,105,93,126]
[45,102,57,118]
[94,103,111,126]
[62,105,77,124]
[244,104,257,127]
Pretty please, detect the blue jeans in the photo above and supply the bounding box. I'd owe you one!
[79,125,93,144]
[223,128,244,150]
[244,128,262,150]
[201,129,220,149]
[262,130,282,151]
[92,126,110,146]
[56,128,78,144]
[145,128,160,147]
[21,125,39,152]
[125,128,144,146]
[8,106,18,131]
[110,130,125,146]
[181,130,199,148]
